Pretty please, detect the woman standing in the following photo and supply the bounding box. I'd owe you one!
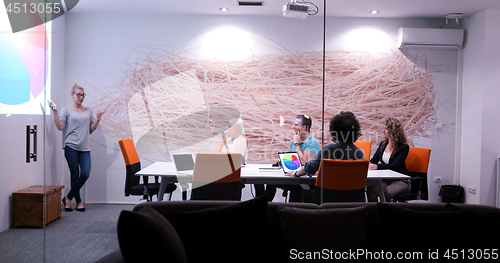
[367,117,410,202]
[50,83,104,211]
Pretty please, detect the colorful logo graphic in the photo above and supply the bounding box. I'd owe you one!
[283,154,300,170]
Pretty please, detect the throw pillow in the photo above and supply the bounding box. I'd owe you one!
[117,206,188,263]
[278,206,370,261]
[175,195,274,263]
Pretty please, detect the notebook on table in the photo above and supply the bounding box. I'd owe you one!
[172,153,195,175]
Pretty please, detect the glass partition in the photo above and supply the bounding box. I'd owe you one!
[0,4,53,261]
[0,1,461,261]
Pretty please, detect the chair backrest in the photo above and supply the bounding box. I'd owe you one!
[119,138,140,166]
[395,147,431,201]
[315,159,369,190]
[314,159,369,203]
[119,139,142,196]
[192,153,242,183]
[191,153,242,200]
[353,140,372,161]
[405,147,431,173]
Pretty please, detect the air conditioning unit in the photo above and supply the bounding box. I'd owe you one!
[398,27,464,50]
[283,2,309,19]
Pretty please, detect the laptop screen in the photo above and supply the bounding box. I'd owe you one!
[172,154,195,172]
[277,152,302,174]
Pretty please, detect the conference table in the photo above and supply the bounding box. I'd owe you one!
[136,162,410,202]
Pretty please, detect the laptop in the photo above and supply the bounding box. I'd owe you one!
[277,152,302,174]
[172,153,195,175]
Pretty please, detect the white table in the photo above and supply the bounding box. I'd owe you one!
[137,162,409,202]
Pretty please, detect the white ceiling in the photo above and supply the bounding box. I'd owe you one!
[70,0,500,19]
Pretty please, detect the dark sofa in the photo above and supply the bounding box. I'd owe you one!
[96,196,500,263]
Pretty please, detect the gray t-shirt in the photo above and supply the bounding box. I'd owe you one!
[59,107,95,151]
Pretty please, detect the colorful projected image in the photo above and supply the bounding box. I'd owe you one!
[0,22,50,115]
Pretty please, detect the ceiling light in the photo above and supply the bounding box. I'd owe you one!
[370,10,379,15]
[220,7,228,12]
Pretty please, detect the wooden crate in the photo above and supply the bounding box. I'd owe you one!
[12,185,64,228]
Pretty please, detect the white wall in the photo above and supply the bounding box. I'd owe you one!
[409,49,458,202]
[61,13,458,204]
[462,10,500,206]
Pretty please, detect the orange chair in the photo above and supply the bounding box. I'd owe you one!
[118,139,176,201]
[394,147,431,201]
[191,153,242,201]
[314,159,369,204]
[353,140,372,161]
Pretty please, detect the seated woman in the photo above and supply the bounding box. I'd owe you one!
[367,117,411,202]
[221,118,247,164]
[285,111,364,202]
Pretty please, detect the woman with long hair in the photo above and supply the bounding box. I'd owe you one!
[367,117,410,202]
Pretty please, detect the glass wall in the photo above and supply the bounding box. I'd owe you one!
[0,1,462,261]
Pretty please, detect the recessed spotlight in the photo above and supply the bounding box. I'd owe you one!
[220,7,228,12]
[370,10,379,15]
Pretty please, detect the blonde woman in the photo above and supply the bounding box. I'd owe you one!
[50,83,104,211]
[367,117,410,202]
[221,118,247,163]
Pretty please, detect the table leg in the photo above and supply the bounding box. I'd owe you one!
[180,183,189,201]
[375,179,386,202]
[157,179,168,201]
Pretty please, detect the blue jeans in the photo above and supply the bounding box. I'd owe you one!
[64,146,91,203]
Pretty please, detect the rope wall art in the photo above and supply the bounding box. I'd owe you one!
[95,46,436,163]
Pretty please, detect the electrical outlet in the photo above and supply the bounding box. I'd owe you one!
[468,186,476,194]
[433,176,442,183]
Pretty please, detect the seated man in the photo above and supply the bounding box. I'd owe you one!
[255,114,320,201]
[285,111,364,202]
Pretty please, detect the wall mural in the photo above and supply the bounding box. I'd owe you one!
[97,44,436,163]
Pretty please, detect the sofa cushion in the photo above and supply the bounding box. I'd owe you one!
[278,206,370,261]
[175,195,274,263]
[117,206,188,263]
[375,203,500,250]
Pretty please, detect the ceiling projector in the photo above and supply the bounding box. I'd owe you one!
[283,2,310,19]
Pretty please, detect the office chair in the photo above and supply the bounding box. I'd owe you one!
[118,139,177,201]
[353,140,372,161]
[393,147,431,202]
[191,153,242,201]
[314,159,369,204]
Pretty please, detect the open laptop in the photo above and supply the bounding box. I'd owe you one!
[277,152,302,174]
[172,153,195,175]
